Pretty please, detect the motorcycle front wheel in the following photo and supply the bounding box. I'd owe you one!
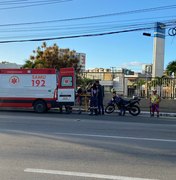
[105,104,115,114]
[129,105,140,116]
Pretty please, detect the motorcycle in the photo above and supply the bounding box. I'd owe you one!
[105,96,141,116]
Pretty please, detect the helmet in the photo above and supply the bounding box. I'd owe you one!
[152,89,157,92]
[111,88,116,93]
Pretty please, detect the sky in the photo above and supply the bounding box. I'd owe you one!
[0,0,176,72]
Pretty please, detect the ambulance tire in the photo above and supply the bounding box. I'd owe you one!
[34,100,47,113]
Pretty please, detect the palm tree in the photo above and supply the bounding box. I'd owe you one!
[149,76,168,97]
[41,42,47,50]
[22,60,34,68]
[132,79,146,97]
[166,60,176,77]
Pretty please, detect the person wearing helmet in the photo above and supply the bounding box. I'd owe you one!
[150,89,161,117]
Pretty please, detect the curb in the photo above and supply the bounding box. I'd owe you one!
[72,107,176,118]
[140,111,176,117]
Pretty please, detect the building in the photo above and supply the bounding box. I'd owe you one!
[58,48,86,72]
[0,61,22,69]
[83,67,137,95]
[76,53,86,72]
[142,64,152,75]
[84,68,112,81]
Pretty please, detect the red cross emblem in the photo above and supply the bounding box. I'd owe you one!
[64,79,69,84]
[9,76,20,85]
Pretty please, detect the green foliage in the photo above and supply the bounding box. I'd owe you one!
[22,42,81,76]
[77,77,93,88]
[132,79,146,87]
[151,77,162,86]
[166,60,176,76]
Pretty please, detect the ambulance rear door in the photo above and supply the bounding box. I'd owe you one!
[57,67,75,106]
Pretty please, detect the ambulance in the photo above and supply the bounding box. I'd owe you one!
[0,67,75,113]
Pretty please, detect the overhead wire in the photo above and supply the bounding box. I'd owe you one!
[0,4,176,27]
[0,26,155,44]
[0,21,156,32]
[0,19,175,41]
[0,22,175,43]
[0,0,66,4]
[0,3,175,43]
[0,18,175,35]
[0,0,72,10]
[0,15,175,30]
[0,19,175,42]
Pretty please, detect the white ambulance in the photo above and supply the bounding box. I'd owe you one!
[0,67,75,113]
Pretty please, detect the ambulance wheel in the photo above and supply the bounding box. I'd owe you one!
[34,100,47,113]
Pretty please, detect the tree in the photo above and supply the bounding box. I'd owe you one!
[22,42,82,82]
[132,78,146,97]
[77,77,93,89]
[166,60,176,77]
[22,60,34,68]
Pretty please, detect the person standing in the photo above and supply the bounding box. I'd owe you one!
[111,91,125,116]
[89,82,98,115]
[76,86,83,114]
[150,89,161,117]
[96,80,104,115]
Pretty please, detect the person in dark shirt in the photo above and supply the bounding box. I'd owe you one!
[89,83,98,115]
[112,91,125,116]
[95,80,104,115]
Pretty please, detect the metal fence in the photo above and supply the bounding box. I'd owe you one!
[82,72,176,99]
[126,77,176,99]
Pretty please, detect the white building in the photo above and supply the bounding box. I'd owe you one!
[58,48,86,72]
[76,53,86,72]
[0,61,22,69]
[142,64,152,75]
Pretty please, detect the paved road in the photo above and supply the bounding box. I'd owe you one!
[0,110,176,180]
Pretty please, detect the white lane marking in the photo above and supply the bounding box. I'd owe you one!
[24,168,159,180]
[55,132,176,143]
[1,129,176,143]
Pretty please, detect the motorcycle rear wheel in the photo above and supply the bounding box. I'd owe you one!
[105,105,115,114]
[129,105,140,116]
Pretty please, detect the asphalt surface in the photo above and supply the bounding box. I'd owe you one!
[0,110,176,180]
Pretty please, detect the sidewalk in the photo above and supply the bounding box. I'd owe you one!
[141,111,176,117]
[140,107,176,117]
[72,106,176,118]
